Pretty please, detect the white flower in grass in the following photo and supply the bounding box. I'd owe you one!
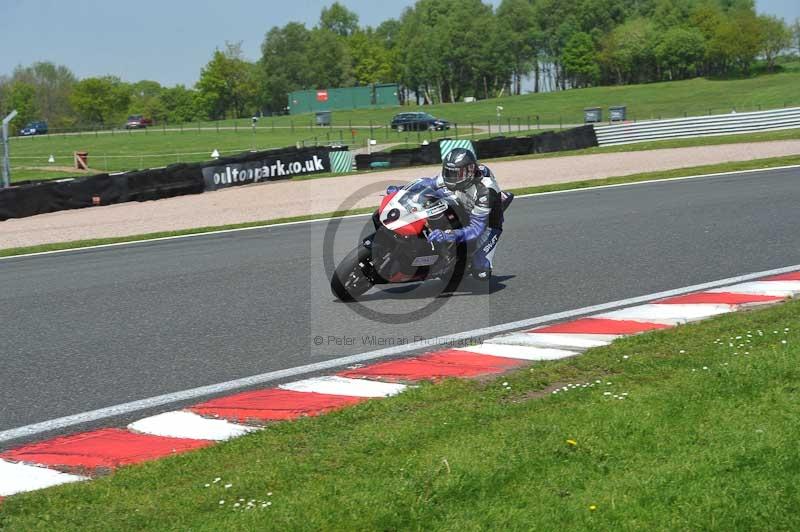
[224,484,232,489]
[604,392,612,396]
[204,484,210,488]
[267,492,272,496]
[703,366,709,370]
[679,350,685,354]
[234,503,240,508]
[213,478,221,483]
[623,355,629,359]
[782,340,788,345]
[219,500,225,505]
[595,380,601,384]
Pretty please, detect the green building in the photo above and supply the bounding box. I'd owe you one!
[288,84,400,115]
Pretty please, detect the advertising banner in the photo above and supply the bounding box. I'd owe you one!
[201,148,333,191]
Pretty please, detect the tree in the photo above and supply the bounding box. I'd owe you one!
[655,26,705,80]
[259,23,314,111]
[160,85,202,123]
[793,18,800,56]
[348,29,393,85]
[128,80,167,123]
[196,42,258,120]
[307,28,353,88]
[563,32,600,88]
[758,15,791,72]
[600,18,658,84]
[11,62,76,127]
[496,0,538,95]
[6,81,38,132]
[319,2,359,36]
[70,76,131,126]
[707,9,762,74]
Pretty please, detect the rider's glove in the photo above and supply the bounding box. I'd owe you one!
[427,229,459,243]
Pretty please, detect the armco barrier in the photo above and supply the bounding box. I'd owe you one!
[355,126,598,170]
[0,146,346,221]
[594,106,800,146]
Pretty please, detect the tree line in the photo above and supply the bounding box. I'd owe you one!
[1,0,799,131]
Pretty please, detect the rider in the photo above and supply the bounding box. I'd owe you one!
[424,148,508,281]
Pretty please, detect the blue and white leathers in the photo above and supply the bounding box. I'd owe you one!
[420,165,504,278]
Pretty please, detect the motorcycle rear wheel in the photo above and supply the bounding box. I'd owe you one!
[331,247,373,302]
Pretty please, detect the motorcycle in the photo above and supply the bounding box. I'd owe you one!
[330,178,513,302]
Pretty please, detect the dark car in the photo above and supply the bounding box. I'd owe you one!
[125,115,153,129]
[390,112,450,132]
[19,121,48,136]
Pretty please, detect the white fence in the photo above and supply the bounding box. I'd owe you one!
[593,106,800,146]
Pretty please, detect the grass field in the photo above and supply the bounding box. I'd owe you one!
[198,60,800,128]
[1,293,799,530]
[6,62,799,181]
[6,123,511,180]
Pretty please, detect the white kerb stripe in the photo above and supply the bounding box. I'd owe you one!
[0,459,88,496]
[280,376,407,397]
[595,304,732,324]
[128,411,258,441]
[455,343,578,361]
[709,281,800,297]
[486,333,616,350]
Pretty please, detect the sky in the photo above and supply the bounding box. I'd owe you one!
[1,0,797,87]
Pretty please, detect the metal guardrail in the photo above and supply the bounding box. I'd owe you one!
[593,107,800,146]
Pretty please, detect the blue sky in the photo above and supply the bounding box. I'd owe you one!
[1,0,797,87]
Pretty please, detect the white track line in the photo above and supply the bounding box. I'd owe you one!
[2,262,799,445]
[127,411,258,441]
[595,303,733,325]
[279,376,407,397]
[0,459,88,496]
[455,344,578,361]
[4,164,798,262]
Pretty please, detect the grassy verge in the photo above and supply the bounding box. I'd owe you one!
[181,59,800,128]
[2,294,799,530]
[2,153,798,259]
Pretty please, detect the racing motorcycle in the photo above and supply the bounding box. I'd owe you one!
[330,179,513,302]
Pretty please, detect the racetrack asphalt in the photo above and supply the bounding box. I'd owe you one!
[2,166,799,445]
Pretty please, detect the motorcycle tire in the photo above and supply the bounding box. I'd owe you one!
[331,247,374,302]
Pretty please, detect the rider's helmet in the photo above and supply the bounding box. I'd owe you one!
[441,148,480,191]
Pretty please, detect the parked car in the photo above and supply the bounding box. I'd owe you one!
[390,112,450,132]
[19,121,48,136]
[125,115,153,129]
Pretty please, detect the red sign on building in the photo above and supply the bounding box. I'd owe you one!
[316,90,329,102]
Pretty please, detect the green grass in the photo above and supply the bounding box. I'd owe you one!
[7,62,800,181]
[2,294,799,530]
[2,153,798,258]
[196,61,800,128]
[6,123,507,181]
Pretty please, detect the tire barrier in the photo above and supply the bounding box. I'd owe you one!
[0,146,348,221]
[355,125,598,170]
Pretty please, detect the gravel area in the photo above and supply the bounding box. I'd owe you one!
[2,140,798,250]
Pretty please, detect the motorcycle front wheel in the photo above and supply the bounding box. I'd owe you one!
[330,247,374,302]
